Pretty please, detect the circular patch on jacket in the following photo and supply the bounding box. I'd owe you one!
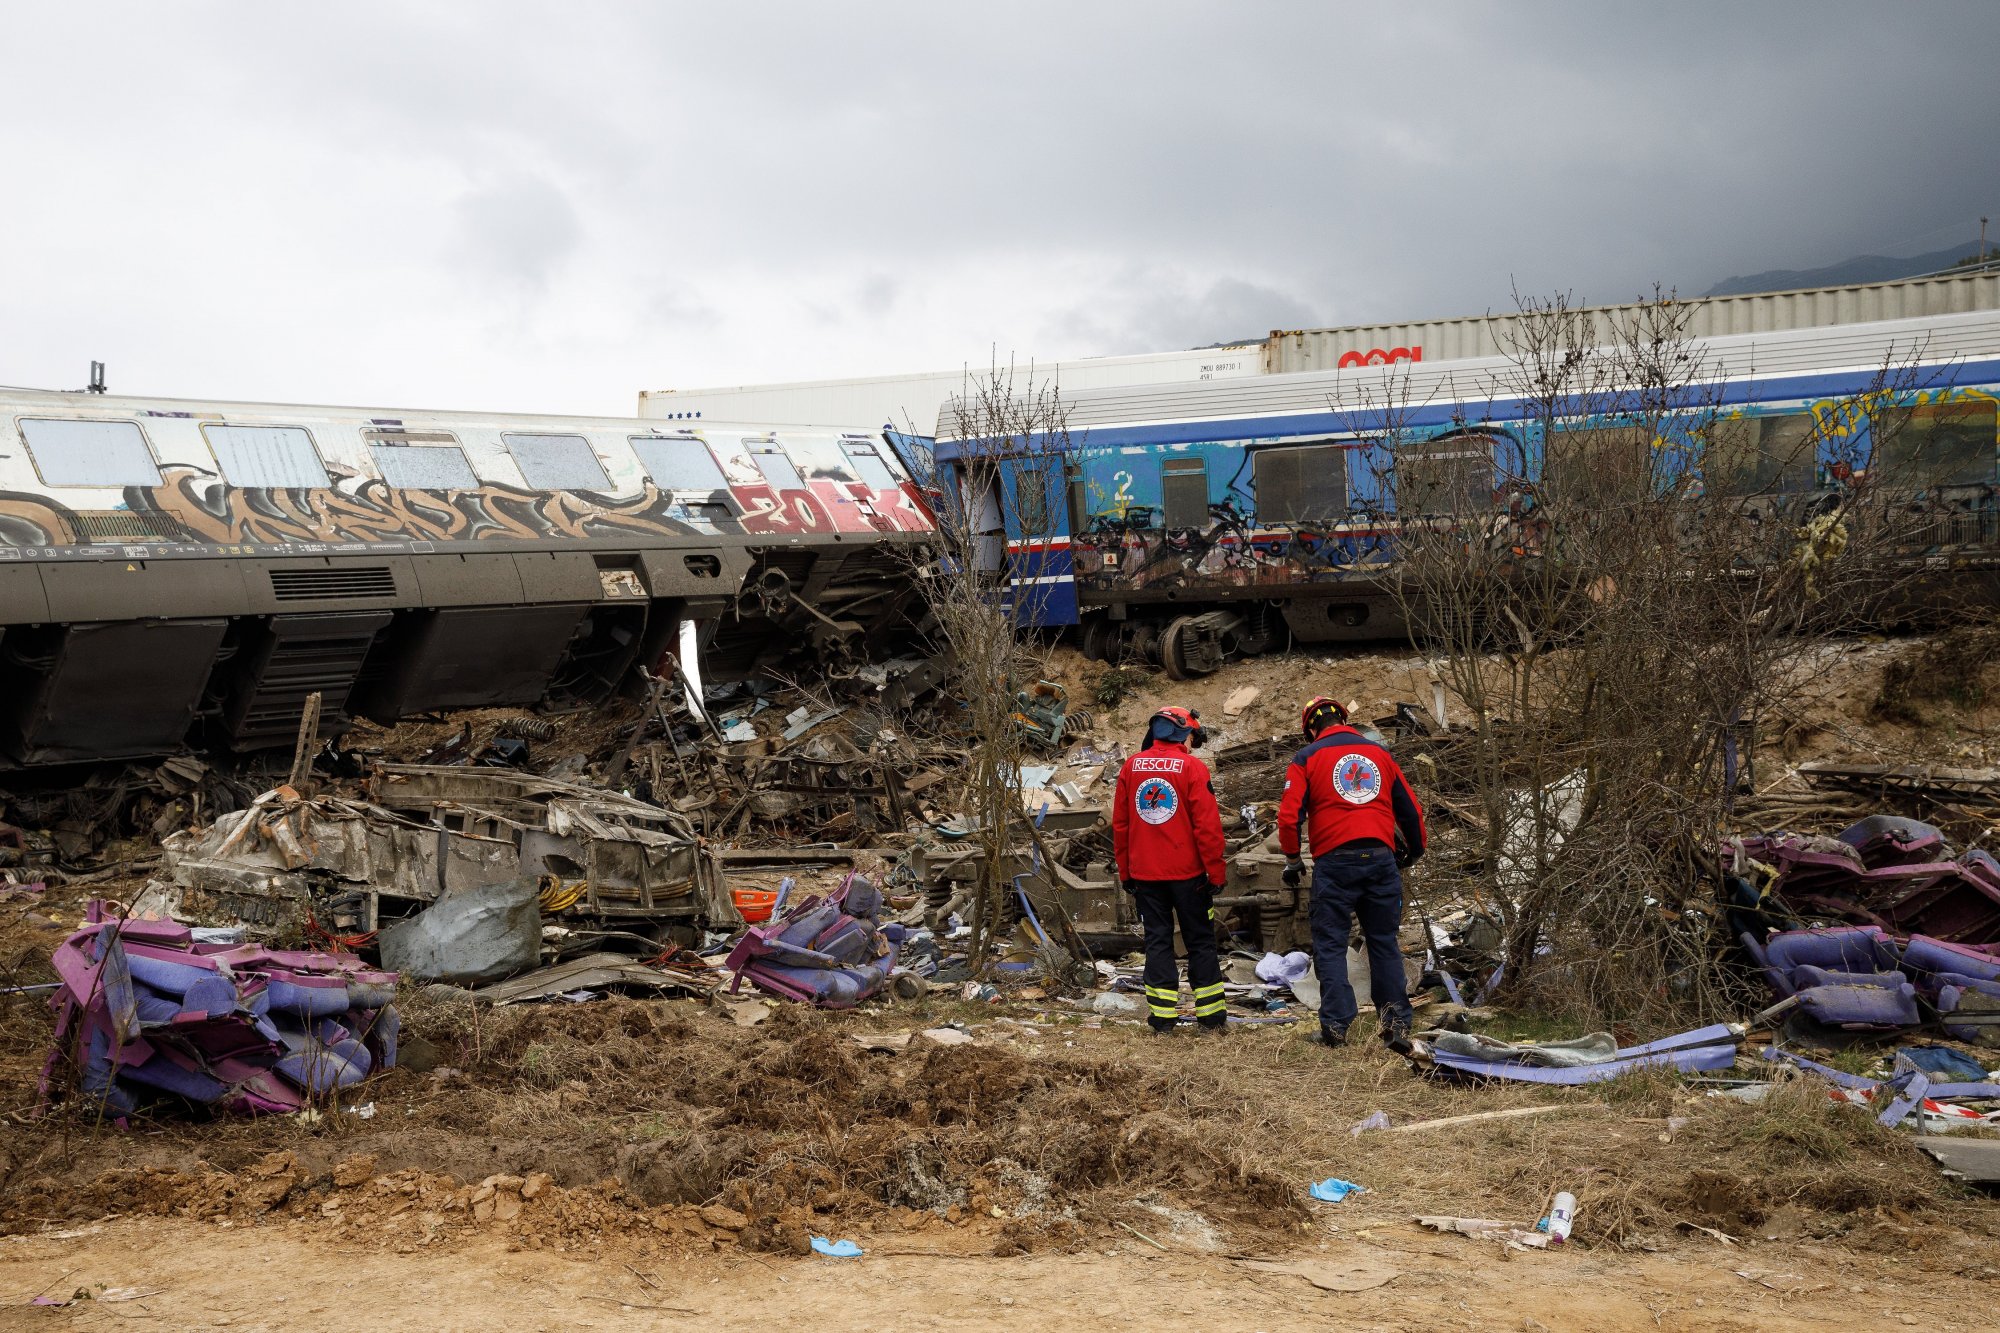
[1134,776,1179,825]
[1332,754,1383,805]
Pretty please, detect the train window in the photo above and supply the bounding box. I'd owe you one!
[200,424,330,488]
[1704,414,1817,495]
[1254,443,1347,524]
[1161,457,1209,528]
[841,443,900,490]
[1873,400,1996,486]
[18,418,163,488]
[368,443,478,490]
[749,447,805,492]
[630,436,729,492]
[502,433,612,491]
[1014,466,1053,534]
[1394,435,1495,514]
[1545,425,1652,503]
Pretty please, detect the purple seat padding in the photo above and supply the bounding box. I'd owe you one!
[43,907,400,1120]
[1791,965,1907,990]
[178,975,241,1018]
[121,945,223,992]
[275,1048,366,1093]
[357,1006,400,1069]
[264,973,351,1018]
[133,986,182,1025]
[1837,815,1947,868]
[727,873,902,1009]
[1937,973,2000,1043]
[1763,926,1899,974]
[1794,980,1920,1028]
[745,958,898,1007]
[121,1053,228,1102]
[1426,1043,1740,1085]
[1902,935,2000,983]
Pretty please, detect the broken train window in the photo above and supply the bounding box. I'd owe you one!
[18,418,164,488]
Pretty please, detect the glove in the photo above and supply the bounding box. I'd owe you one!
[1121,880,1137,895]
[1281,858,1305,889]
[1208,879,1227,895]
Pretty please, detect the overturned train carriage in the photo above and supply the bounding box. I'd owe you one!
[925,308,2000,674]
[0,388,933,769]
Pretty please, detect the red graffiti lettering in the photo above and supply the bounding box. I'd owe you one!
[1336,346,1423,369]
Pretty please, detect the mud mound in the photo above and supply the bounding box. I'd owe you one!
[0,1000,1309,1251]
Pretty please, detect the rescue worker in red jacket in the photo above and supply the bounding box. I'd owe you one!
[1112,706,1229,1034]
[1277,697,1427,1047]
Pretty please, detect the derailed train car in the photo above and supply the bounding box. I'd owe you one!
[927,308,2000,673]
[0,387,932,769]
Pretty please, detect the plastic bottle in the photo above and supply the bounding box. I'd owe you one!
[1546,1191,1576,1243]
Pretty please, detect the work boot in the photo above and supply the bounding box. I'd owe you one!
[1197,1020,1227,1036]
[1317,1024,1347,1047]
[1377,1011,1413,1048]
[1148,1022,1177,1037]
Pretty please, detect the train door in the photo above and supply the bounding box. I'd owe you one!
[1000,453,1079,628]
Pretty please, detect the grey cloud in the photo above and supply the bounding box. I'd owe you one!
[1050,274,1321,355]
[450,175,583,296]
[0,1,1996,414]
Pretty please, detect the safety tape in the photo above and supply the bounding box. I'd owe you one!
[1144,985,1181,1001]
[1192,982,1224,1000]
[1194,998,1227,1018]
[1148,1002,1181,1018]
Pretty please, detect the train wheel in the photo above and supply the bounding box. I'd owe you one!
[1080,617,1115,662]
[1160,616,1197,680]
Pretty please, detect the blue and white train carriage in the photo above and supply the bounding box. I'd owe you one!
[927,309,2000,675]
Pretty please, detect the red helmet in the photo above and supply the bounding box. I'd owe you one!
[1148,705,1207,749]
[1301,696,1349,739]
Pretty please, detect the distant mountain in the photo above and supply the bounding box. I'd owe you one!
[1702,241,1987,297]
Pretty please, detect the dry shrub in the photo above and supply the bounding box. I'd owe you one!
[1579,1075,1949,1243]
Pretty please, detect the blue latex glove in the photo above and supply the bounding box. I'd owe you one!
[810,1237,864,1257]
[1308,1177,1366,1203]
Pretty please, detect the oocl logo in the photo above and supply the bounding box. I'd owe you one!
[1337,345,1423,368]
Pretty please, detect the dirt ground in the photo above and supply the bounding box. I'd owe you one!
[1,633,1996,1328]
[3,1209,1995,1332]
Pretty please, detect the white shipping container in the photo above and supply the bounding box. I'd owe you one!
[1264,271,2000,373]
[638,345,1263,431]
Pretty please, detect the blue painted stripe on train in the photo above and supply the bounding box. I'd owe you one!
[932,358,2000,458]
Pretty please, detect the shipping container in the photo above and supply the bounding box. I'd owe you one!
[1262,271,2000,373]
[638,344,1263,429]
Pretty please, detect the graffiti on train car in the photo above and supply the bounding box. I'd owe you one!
[0,466,929,549]
[1069,507,1401,593]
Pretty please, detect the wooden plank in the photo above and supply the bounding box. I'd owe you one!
[1388,1102,1607,1133]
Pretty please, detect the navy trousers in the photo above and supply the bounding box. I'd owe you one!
[1308,841,1414,1036]
[1131,877,1226,1031]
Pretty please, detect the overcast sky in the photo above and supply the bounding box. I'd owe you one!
[3,2,1996,415]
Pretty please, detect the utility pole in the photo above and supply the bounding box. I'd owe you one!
[1981,216,1989,265]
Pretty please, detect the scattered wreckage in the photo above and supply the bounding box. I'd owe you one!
[24,641,2000,1201]
[1725,812,2000,1042]
[147,764,737,947]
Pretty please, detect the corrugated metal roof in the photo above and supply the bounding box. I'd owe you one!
[973,309,2000,436]
[1263,271,2000,373]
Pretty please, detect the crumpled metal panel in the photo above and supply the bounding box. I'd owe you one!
[163,792,519,904]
